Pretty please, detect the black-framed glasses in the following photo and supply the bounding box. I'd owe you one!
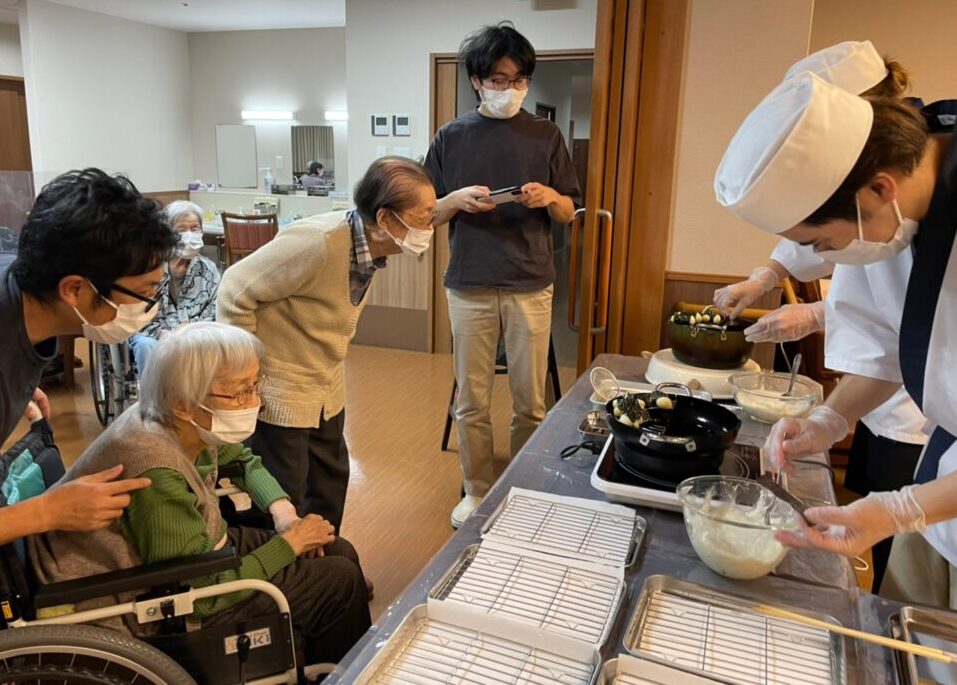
[109,282,162,312]
[484,76,531,91]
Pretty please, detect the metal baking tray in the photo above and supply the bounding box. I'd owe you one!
[481,488,646,567]
[430,544,626,649]
[624,576,846,685]
[891,605,957,685]
[354,604,601,684]
[600,655,723,684]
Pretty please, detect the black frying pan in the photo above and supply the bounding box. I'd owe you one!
[605,385,741,459]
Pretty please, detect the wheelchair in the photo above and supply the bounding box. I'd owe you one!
[0,421,334,684]
[88,341,138,427]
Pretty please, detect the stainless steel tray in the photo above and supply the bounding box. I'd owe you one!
[624,576,846,685]
[892,605,957,685]
[481,488,646,567]
[600,655,722,684]
[354,604,601,685]
[430,544,626,649]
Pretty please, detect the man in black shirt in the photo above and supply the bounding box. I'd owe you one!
[426,23,581,528]
[0,169,176,543]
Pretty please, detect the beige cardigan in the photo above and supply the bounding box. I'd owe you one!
[217,211,372,427]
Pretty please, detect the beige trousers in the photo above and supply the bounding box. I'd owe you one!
[881,532,957,610]
[447,286,553,497]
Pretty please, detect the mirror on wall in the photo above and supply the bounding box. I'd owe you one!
[216,124,258,188]
[291,125,335,187]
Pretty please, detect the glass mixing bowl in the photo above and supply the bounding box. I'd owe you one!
[677,475,799,580]
[728,371,817,424]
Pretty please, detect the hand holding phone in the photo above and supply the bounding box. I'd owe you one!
[487,186,524,205]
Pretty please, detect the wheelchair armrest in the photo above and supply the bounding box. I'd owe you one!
[33,547,240,610]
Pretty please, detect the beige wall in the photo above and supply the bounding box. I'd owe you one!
[668,0,814,277]
[19,0,192,192]
[811,0,957,102]
[188,28,348,190]
[0,24,21,77]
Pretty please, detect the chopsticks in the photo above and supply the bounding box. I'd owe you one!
[754,604,957,664]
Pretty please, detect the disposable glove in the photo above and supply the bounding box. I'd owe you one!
[764,405,849,472]
[714,266,779,319]
[775,485,927,556]
[744,301,825,343]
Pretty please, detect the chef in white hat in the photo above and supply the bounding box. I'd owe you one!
[714,40,904,323]
[715,70,957,609]
[713,42,929,592]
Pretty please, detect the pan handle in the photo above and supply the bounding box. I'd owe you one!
[654,382,693,397]
[638,433,698,453]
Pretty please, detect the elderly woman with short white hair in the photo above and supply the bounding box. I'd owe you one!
[32,321,371,664]
[127,200,221,373]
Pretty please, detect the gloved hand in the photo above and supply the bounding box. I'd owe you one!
[764,405,849,472]
[713,266,779,319]
[744,301,825,343]
[775,485,927,557]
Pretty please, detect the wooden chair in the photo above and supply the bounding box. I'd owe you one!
[220,212,279,266]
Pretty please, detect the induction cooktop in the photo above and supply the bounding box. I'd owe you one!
[589,436,767,511]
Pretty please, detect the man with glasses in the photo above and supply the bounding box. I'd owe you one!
[426,22,581,528]
[0,167,176,541]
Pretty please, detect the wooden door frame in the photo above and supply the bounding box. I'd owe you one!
[576,0,690,371]
[0,75,32,172]
[428,49,595,355]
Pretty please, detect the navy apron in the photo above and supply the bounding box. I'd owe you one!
[901,129,957,491]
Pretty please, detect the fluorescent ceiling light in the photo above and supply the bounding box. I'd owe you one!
[324,111,349,121]
[241,110,294,121]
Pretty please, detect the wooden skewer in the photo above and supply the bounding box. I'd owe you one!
[755,604,957,664]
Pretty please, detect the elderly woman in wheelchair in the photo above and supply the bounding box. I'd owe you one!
[29,321,371,677]
[127,200,221,375]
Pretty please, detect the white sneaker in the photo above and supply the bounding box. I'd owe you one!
[451,495,483,529]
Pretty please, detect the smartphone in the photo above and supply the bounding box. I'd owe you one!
[486,186,524,205]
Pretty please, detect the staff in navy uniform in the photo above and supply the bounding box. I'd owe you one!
[714,66,957,609]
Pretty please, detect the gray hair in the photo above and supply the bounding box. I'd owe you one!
[138,322,263,426]
[163,200,205,233]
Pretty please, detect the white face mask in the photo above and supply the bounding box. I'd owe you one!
[174,230,204,259]
[817,194,918,265]
[477,87,527,119]
[191,403,260,446]
[390,211,434,256]
[73,280,158,344]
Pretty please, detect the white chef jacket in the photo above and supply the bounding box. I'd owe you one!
[770,240,835,282]
[824,249,928,445]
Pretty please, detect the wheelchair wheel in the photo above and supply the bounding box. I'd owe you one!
[106,344,135,419]
[88,342,113,427]
[0,624,195,684]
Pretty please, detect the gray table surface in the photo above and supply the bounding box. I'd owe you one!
[327,353,900,684]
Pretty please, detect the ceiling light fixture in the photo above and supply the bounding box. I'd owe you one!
[324,111,349,122]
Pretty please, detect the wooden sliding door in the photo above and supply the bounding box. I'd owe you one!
[571,0,690,372]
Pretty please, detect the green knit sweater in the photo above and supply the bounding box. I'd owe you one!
[119,443,295,617]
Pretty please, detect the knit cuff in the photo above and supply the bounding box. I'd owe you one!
[250,535,297,580]
[245,469,290,513]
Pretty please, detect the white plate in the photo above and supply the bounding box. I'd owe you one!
[589,380,712,406]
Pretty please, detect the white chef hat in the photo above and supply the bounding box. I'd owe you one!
[714,72,873,233]
[784,40,887,95]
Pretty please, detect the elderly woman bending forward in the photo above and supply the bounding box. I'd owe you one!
[31,322,371,664]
